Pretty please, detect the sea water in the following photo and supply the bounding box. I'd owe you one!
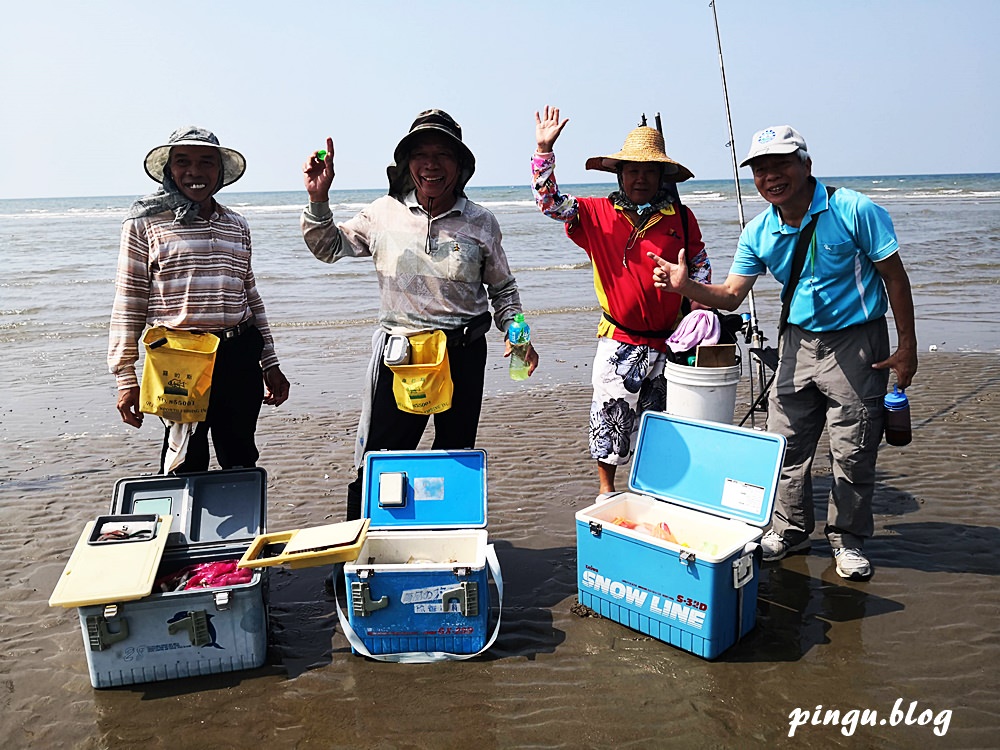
[1,174,998,428]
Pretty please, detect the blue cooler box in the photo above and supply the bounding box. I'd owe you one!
[343,450,497,657]
[49,469,268,687]
[576,413,785,659]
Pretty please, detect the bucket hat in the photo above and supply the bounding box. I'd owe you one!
[740,125,807,167]
[585,126,694,182]
[387,109,476,198]
[143,126,247,187]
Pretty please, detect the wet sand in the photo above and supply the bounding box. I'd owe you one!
[2,349,999,749]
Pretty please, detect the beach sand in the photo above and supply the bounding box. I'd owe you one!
[2,349,998,748]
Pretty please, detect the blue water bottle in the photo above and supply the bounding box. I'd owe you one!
[508,313,531,381]
[883,385,912,446]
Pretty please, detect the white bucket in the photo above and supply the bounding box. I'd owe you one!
[664,361,740,424]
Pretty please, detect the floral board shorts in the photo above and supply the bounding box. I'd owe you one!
[589,337,668,466]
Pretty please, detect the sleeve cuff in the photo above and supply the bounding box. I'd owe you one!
[306,201,333,221]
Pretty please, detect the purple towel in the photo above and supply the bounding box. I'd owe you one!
[666,310,720,353]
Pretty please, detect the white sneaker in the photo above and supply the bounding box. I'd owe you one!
[833,548,873,581]
[761,529,811,562]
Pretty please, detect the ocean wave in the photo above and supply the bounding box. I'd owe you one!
[682,191,727,203]
[896,190,1000,201]
[514,262,590,273]
[272,317,379,328]
[231,203,304,214]
[479,200,537,209]
[1,207,127,220]
[269,304,601,329]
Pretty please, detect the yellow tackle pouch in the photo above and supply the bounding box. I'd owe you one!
[139,326,220,423]
[387,330,453,415]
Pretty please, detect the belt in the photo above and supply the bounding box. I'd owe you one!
[444,311,492,348]
[601,311,673,340]
[212,318,255,340]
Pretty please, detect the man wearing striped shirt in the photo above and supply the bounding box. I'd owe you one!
[109,127,290,473]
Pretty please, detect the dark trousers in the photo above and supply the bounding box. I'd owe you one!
[161,327,265,474]
[346,335,488,519]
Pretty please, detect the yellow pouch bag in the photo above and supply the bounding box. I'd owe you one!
[139,326,220,423]
[387,330,453,415]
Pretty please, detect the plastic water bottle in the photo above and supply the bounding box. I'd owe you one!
[883,385,912,446]
[508,313,531,381]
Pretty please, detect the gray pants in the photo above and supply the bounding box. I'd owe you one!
[767,317,889,549]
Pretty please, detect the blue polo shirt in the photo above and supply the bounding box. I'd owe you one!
[730,179,899,331]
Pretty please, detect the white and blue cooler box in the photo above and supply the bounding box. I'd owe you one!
[341,449,501,659]
[576,413,785,659]
[50,469,268,688]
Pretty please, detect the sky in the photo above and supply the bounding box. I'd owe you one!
[2,0,998,199]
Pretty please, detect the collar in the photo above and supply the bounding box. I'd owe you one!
[768,178,829,235]
[612,203,676,218]
[404,190,466,218]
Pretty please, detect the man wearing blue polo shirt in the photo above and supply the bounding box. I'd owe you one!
[648,125,917,581]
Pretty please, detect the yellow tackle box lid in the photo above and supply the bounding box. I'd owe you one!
[237,518,370,570]
[48,514,173,608]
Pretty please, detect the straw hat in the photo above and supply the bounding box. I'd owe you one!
[143,126,247,187]
[585,126,694,182]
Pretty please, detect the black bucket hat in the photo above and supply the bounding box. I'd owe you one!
[386,109,476,199]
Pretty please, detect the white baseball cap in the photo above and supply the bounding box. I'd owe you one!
[740,126,808,167]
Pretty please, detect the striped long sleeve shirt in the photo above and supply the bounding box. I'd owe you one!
[108,204,279,389]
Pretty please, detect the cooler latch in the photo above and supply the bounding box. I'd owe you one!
[85,605,130,651]
[733,543,759,589]
[679,549,696,566]
[351,581,389,617]
[589,521,603,538]
[214,591,231,611]
[440,582,479,617]
[167,610,212,646]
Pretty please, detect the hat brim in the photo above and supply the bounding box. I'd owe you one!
[144,140,247,187]
[391,125,475,171]
[739,143,801,168]
[387,125,476,199]
[585,154,694,182]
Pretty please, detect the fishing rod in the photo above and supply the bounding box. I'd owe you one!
[639,113,683,210]
[709,0,771,428]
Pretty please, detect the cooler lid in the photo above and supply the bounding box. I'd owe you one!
[111,468,266,551]
[362,449,487,531]
[238,519,370,570]
[49,514,173,608]
[628,412,786,527]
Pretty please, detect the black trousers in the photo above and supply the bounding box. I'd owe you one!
[161,327,265,474]
[346,335,488,519]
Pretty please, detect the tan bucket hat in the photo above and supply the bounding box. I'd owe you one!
[585,126,694,182]
[143,126,247,188]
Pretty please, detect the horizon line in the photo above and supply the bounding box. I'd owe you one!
[3,171,999,202]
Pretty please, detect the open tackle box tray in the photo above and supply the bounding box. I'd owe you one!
[575,413,785,659]
[49,468,268,688]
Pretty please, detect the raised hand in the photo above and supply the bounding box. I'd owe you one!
[535,105,569,153]
[303,136,335,202]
